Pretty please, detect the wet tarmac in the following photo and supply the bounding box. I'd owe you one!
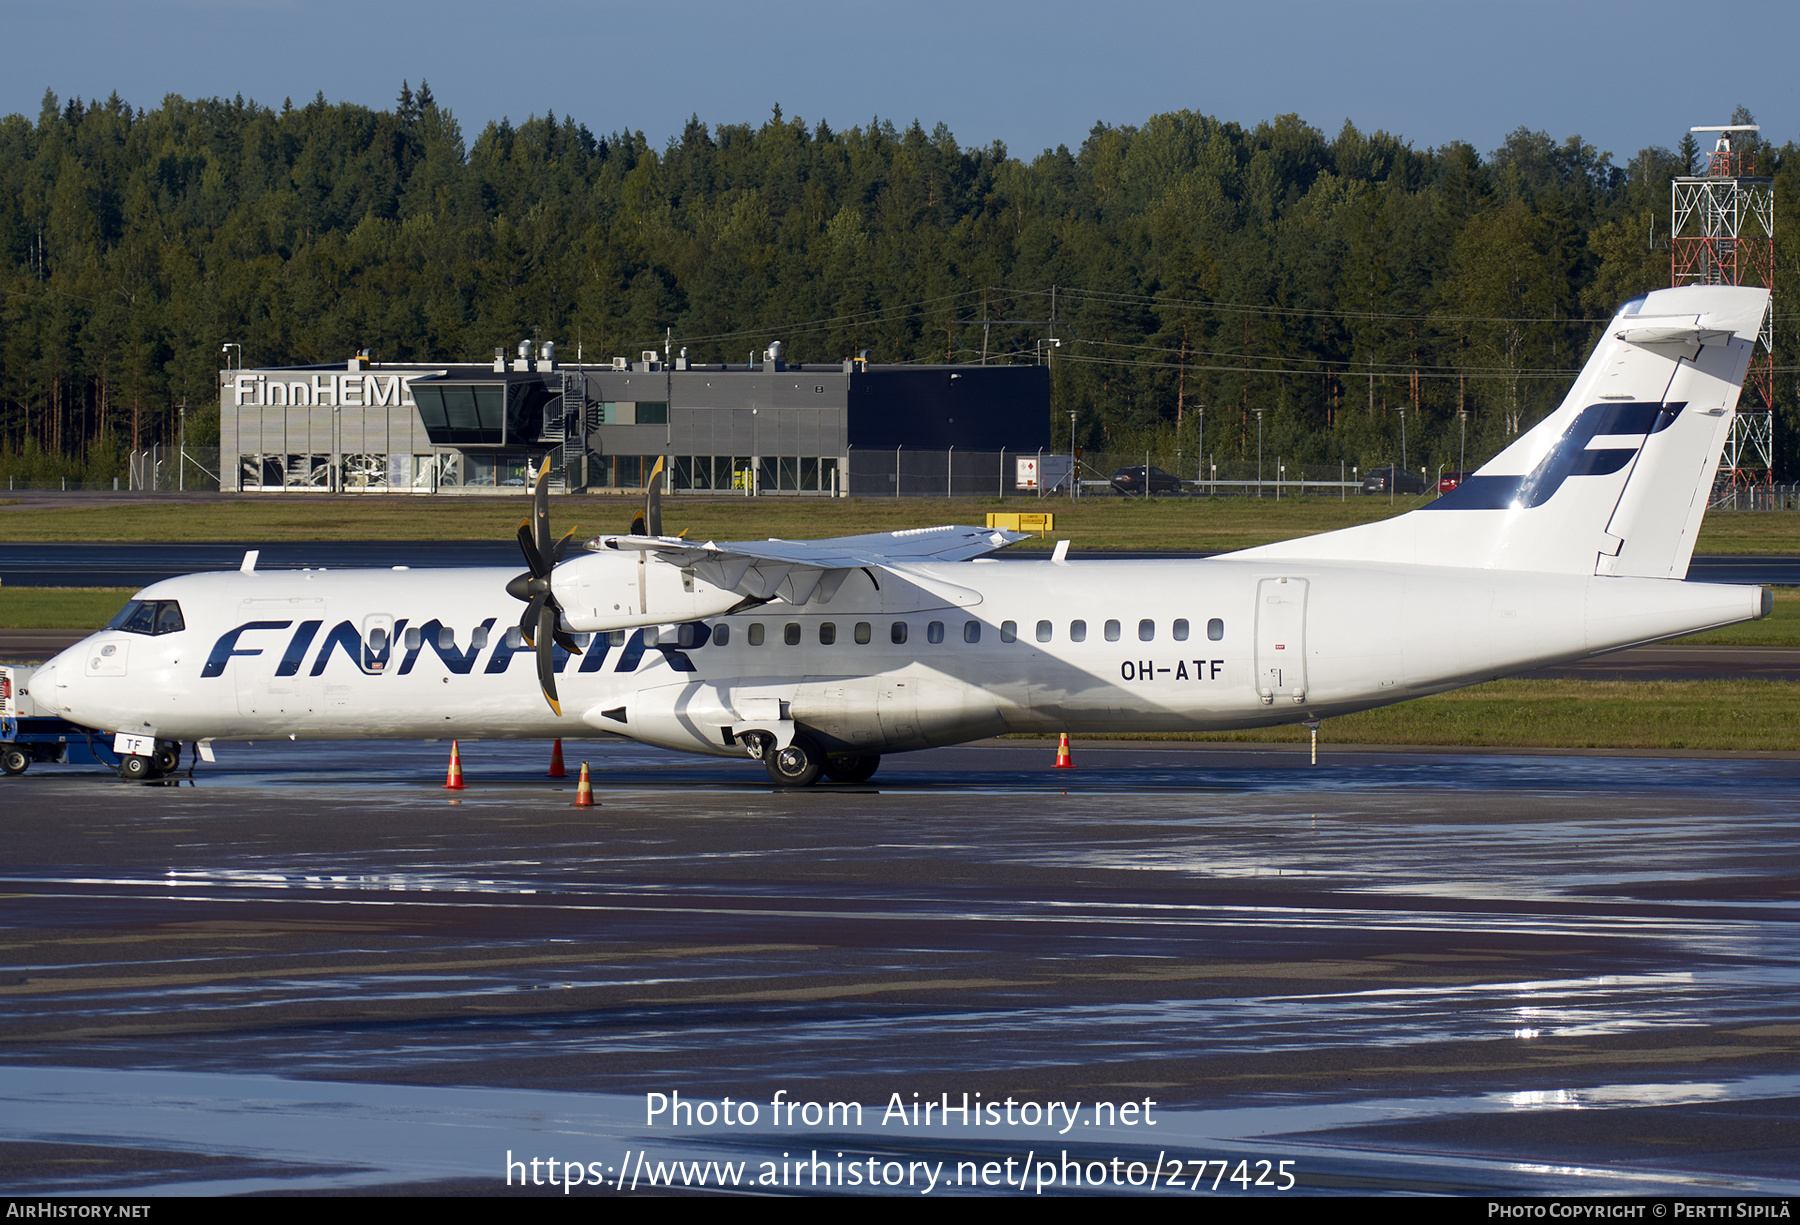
[1,739,1798,1196]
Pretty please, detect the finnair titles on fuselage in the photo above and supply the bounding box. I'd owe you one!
[25,285,1774,786]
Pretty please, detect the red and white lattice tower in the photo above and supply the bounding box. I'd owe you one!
[1672,124,1775,489]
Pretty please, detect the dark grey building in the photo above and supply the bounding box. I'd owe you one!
[219,344,1048,495]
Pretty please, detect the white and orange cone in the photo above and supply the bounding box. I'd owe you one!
[573,761,596,808]
[1054,733,1074,769]
[547,738,567,778]
[444,740,466,790]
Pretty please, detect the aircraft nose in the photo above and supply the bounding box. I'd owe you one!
[25,658,60,713]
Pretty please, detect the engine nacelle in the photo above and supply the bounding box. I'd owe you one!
[551,550,744,632]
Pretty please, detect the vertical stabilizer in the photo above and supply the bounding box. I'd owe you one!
[1232,284,1767,576]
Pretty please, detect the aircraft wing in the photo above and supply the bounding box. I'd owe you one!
[580,524,1025,605]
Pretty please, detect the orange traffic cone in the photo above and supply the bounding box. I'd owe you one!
[547,738,567,778]
[444,740,466,790]
[573,761,595,807]
[1054,733,1074,768]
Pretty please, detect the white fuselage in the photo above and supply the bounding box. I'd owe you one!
[30,558,1766,759]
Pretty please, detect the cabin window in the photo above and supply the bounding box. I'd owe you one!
[608,629,629,646]
[784,623,801,646]
[819,622,836,645]
[1036,620,1052,642]
[748,623,765,646]
[1172,618,1189,641]
[437,627,456,650]
[1207,617,1224,641]
[964,621,981,644]
[1070,620,1087,642]
[1000,620,1017,643]
[927,621,945,644]
[713,623,731,646]
[891,621,908,644]
[1103,620,1121,642]
[367,627,389,652]
[854,622,871,644]
[505,626,524,649]
[404,627,423,651]
[642,627,660,647]
[1138,619,1154,642]
[471,626,490,651]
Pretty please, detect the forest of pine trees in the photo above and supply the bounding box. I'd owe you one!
[2,84,1795,485]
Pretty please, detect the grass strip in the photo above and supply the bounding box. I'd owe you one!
[0,587,136,629]
[0,494,1796,553]
[1048,677,1800,753]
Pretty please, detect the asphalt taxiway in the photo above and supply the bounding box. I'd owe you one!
[1,739,1797,1196]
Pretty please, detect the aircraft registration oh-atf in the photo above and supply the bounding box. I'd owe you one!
[22,284,1774,786]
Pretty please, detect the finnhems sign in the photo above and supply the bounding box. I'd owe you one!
[225,372,425,409]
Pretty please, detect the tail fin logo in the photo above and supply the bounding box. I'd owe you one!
[1427,401,1685,512]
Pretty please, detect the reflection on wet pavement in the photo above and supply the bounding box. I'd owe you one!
[2,740,1798,1194]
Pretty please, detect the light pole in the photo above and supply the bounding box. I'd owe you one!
[220,342,240,370]
[1067,409,1077,500]
[1193,402,1206,486]
[178,403,186,493]
[1255,407,1265,498]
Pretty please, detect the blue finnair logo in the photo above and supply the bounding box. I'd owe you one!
[1427,401,1685,511]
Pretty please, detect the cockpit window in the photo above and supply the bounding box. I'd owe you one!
[108,600,185,636]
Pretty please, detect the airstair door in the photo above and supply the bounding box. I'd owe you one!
[1254,577,1308,705]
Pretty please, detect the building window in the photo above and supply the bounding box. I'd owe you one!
[636,401,668,425]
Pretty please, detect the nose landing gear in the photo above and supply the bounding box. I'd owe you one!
[118,741,181,782]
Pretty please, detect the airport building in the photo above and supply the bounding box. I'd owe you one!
[217,342,1050,496]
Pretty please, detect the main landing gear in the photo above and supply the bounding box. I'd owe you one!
[751,732,881,787]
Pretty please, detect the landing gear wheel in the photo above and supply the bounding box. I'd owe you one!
[764,734,824,788]
[822,754,880,784]
[153,743,181,775]
[118,754,158,782]
[1,746,28,776]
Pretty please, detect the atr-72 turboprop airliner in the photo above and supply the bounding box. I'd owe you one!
[19,285,1773,786]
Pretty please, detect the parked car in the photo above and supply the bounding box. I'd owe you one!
[1437,470,1469,494]
[1109,466,1183,496]
[1360,466,1426,496]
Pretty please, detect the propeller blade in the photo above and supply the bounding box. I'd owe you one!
[519,590,548,647]
[531,455,555,565]
[536,604,561,716]
[553,626,583,656]
[629,507,646,536]
[516,520,547,577]
[551,526,579,564]
[645,457,664,537]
